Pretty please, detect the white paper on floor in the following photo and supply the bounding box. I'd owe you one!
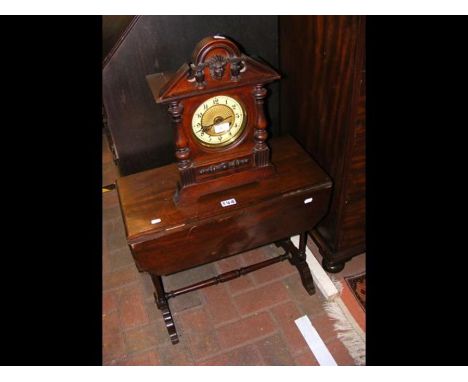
[295,315,337,366]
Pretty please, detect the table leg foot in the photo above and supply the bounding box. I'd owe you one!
[151,274,179,345]
[156,294,179,345]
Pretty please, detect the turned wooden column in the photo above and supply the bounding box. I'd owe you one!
[168,101,195,186]
[253,84,270,167]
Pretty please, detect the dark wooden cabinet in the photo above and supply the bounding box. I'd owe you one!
[279,16,366,271]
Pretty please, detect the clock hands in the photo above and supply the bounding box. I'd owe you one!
[201,115,232,132]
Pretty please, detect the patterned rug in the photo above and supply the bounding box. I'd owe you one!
[323,273,366,365]
[344,272,366,311]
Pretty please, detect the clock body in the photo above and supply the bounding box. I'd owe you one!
[146,36,280,205]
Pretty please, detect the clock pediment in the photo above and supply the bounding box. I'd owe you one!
[150,36,280,104]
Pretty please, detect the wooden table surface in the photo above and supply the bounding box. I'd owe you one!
[117,135,332,245]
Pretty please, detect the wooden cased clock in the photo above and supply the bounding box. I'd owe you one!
[146,35,280,205]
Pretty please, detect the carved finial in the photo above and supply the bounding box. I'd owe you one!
[230,58,241,80]
[194,64,206,88]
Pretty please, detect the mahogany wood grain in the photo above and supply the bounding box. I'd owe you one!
[117,135,332,276]
[280,16,366,270]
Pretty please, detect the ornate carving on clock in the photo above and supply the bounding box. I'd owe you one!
[193,64,206,89]
[208,55,227,80]
[198,157,250,176]
[230,57,244,81]
[189,55,247,87]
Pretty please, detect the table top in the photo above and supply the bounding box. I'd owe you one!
[117,135,332,243]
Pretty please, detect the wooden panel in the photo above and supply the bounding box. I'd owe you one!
[280,16,361,241]
[279,16,365,265]
[103,16,279,176]
[339,18,366,251]
[344,93,365,204]
[132,187,331,275]
[340,198,365,250]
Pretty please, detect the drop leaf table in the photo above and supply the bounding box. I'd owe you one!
[116,135,332,344]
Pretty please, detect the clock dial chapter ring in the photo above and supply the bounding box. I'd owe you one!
[191,95,246,148]
[201,105,234,135]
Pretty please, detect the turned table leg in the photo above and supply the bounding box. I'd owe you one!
[291,232,316,295]
[150,274,179,344]
[275,232,316,295]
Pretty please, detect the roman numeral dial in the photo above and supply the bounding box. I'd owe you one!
[191,95,246,147]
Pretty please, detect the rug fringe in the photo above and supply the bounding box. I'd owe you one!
[323,280,366,366]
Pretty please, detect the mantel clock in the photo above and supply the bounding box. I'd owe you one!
[147,35,280,205]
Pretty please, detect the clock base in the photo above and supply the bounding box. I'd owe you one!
[173,164,276,206]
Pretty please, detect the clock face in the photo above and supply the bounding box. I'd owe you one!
[191,95,246,147]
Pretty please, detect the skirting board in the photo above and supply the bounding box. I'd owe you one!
[290,235,366,365]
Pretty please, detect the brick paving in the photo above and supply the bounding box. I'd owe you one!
[102,133,357,366]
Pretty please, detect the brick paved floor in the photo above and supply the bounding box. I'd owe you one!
[102,133,359,366]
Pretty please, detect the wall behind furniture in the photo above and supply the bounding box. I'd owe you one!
[102,15,135,60]
[103,15,279,176]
